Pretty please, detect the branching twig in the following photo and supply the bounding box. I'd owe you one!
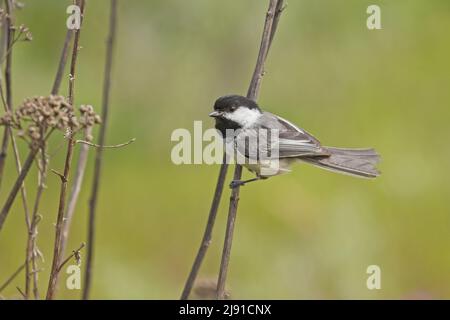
[24,11,78,301]
[0,1,34,298]
[216,0,284,300]
[57,242,85,273]
[26,144,47,300]
[181,0,284,300]
[76,137,135,149]
[46,0,86,300]
[181,0,285,300]
[180,1,284,300]
[0,0,29,234]
[0,263,25,293]
[83,0,117,300]
[60,127,92,261]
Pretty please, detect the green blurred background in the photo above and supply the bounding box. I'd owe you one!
[1,0,450,299]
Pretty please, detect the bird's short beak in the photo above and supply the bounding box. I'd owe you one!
[209,110,222,118]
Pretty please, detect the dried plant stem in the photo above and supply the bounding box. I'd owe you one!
[180,1,284,300]
[46,0,86,300]
[0,148,38,231]
[1,72,34,299]
[0,263,25,293]
[0,0,34,298]
[76,137,135,149]
[82,0,117,300]
[60,126,92,259]
[23,14,78,300]
[51,30,73,95]
[46,138,76,300]
[57,242,85,273]
[0,0,14,190]
[25,144,47,300]
[216,0,284,300]
[180,156,229,299]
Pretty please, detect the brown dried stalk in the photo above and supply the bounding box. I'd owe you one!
[0,147,37,231]
[180,156,229,300]
[0,262,25,293]
[83,0,117,300]
[51,29,73,95]
[24,20,78,301]
[216,0,284,300]
[0,0,14,190]
[0,7,35,300]
[82,0,117,300]
[0,0,30,234]
[57,242,85,273]
[181,0,285,300]
[46,0,86,300]
[25,144,46,300]
[60,126,91,261]
[0,1,81,297]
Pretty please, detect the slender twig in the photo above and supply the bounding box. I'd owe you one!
[0,0,33,298]
[216,0,284,300]
[0,263,25,293]
[268,0,286,52]
[0,0,14,190]
[16,286,26,299]
[0,147,38,231]
[180,156,229,299]
[23,9,78,301]
[60,127,92,261]
[180,1,285,300]
[26,143,47,300]
[46,0,86,300]
[0,79,33,298]
[57,242,85,273]
[76,137,135,149]
[83,0,117,300]
[51,29,74,95]
[4,0,12,109]
[246,0,280,102]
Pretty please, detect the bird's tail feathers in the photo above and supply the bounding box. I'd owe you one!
[301,147,380,178]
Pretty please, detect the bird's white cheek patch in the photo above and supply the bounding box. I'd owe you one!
[225,107,261,128]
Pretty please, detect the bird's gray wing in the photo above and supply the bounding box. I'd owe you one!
[257,112,328,158]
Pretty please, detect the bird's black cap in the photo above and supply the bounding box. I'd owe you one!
[213,95,261,112]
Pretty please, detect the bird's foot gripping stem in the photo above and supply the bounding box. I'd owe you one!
[229,177,261,189]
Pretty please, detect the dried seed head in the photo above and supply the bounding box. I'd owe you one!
[0,95,101,148]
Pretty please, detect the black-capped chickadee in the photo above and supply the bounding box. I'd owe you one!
[209,95,380,188]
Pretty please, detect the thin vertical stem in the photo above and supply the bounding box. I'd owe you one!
[216,165,242,299]
[82,0,117,300]
[216,0,284,300]
[46,0,86,300]
[24,11,77,300]
[180,0,285,300]
[60,126,92,258]
[0,148,39,231]
[26,143,47,300]
[51,30,74,95]
[0,0,14,193]
[0,263,25,293]
[180,156,229,299]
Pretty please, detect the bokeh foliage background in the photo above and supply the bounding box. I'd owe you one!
[1,0,450,299]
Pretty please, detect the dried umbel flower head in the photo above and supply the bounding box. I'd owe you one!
[0,95,101,148]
